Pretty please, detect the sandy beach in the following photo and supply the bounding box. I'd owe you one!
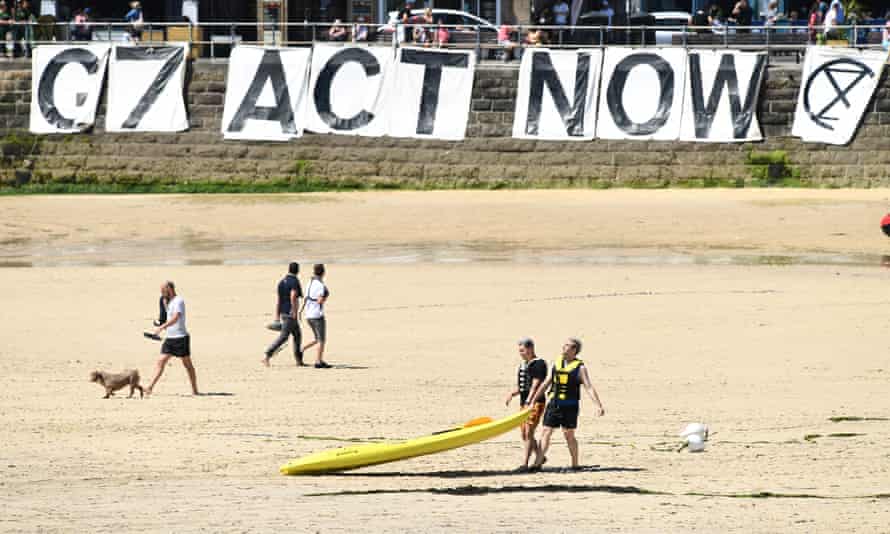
[2,190,890,532]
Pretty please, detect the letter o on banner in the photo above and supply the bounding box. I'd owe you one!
[606,53,674,136]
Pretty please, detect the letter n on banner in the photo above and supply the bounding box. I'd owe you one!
[221,46,311,141]
[387,47,476,140]
[597,48,686,140]
[679,50,766,143]
[306,44,393,137]
[512,49,602,141]
[105,44,189,133]
[30,44,110,134]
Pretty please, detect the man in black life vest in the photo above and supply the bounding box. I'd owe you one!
[504,337,547,472]
[530,338,605,471]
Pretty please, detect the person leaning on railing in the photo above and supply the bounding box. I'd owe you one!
[883,20,890,50]
[328,19,348,41]
[0,1,11,59]
[72,7,93,41]
[13,0,34,58]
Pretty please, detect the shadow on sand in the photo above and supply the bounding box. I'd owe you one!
[328,465,646,479]
[307,483,662,498]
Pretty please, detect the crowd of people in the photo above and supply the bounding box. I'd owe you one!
[0,0,35,58]
[145,261,606,471]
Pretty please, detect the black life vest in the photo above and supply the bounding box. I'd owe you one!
[550,357,584,405]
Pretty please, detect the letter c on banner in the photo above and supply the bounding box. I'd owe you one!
[606,53,674,135]
[314,47,380,130]
[38,48,100,130]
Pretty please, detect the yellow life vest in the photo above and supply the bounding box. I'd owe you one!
[550,357,584,405]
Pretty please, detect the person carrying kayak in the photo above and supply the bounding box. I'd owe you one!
[505,337,547,472]
[530,337,604,471]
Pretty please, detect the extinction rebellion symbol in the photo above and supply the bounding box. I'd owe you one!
[803,58,874,131]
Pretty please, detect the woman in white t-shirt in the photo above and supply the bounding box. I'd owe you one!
[301,264,332,368]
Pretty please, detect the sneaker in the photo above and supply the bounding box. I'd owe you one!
[314,361,333,369]
[295,351,306,367]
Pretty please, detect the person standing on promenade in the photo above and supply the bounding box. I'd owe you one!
[505,337,548,472]
[531,338,604,471]
[264,262,305,367]
[301,264,332,369]
[146,281,199,395]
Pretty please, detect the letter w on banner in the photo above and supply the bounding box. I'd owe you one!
[597,48,686,140]
[680,51,766,142]
[512,48,602,140]
[387,47,476,140]
[306,44,393,136]
[792,46,888,145]
[221,46,311,141]
[106,44,189,132]
[30,44,110,134]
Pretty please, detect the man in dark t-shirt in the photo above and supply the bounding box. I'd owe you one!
[505,337,548,472]
[264,262,304,367]
[731,0,753,33]
[397,1,414,43]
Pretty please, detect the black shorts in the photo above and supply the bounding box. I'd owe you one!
[308,317,326,343]
[161,335,191,357]
[543,402,579,429]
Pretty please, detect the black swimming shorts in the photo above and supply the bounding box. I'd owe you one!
[543,402,579,429]
[161,335,191,357]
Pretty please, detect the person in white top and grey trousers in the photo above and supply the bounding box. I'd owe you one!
[146,281,199,395]
[301,264,332,369]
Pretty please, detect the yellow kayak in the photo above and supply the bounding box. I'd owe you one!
[280,409,531,475]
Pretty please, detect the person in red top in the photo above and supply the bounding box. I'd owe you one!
[808,0,823,43]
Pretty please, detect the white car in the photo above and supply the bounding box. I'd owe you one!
[651,11,692,45]
[383,9,497,33]
[382,9,499,57]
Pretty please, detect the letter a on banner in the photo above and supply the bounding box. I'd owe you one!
[792,46,888,145]
[306,44,393,137]
[387,47,476,140]
[222,46,311,141]
[30,45,110,134]
[680,51,766,142]
[597,48,686,140]
[106,44,189,132]
[512,49,602,140]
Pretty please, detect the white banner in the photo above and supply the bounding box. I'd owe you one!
[680,51,767,143]
[221,46,311,141]
[106,44,189,132]
[29,44,109,134]
[512,48,602,141]
[597,48,687,140]
[306,44,393,137]
[792,46,888,145]
[387,47,476,140]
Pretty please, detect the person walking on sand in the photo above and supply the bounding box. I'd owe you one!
[505,337,548,472]
[531,338,604,471]
[301,264,332,368]
[146,281,199,395]
[264,262,305,367]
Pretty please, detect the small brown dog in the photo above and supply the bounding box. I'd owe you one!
[89,369,144,399]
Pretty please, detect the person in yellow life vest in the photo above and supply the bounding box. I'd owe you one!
[504,337,547,472]
[529,337,604,471]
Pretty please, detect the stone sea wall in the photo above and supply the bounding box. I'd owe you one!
[2,59,890,189]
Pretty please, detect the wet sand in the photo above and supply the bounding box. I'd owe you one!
[2,190,890,532]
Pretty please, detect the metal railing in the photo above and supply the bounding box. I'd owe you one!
[1,21,887,61]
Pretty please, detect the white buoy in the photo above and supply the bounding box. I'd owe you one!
[686,434,706,452]
[679,423,709,440]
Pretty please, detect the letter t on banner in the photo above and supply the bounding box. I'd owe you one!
[387,48,476,140]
